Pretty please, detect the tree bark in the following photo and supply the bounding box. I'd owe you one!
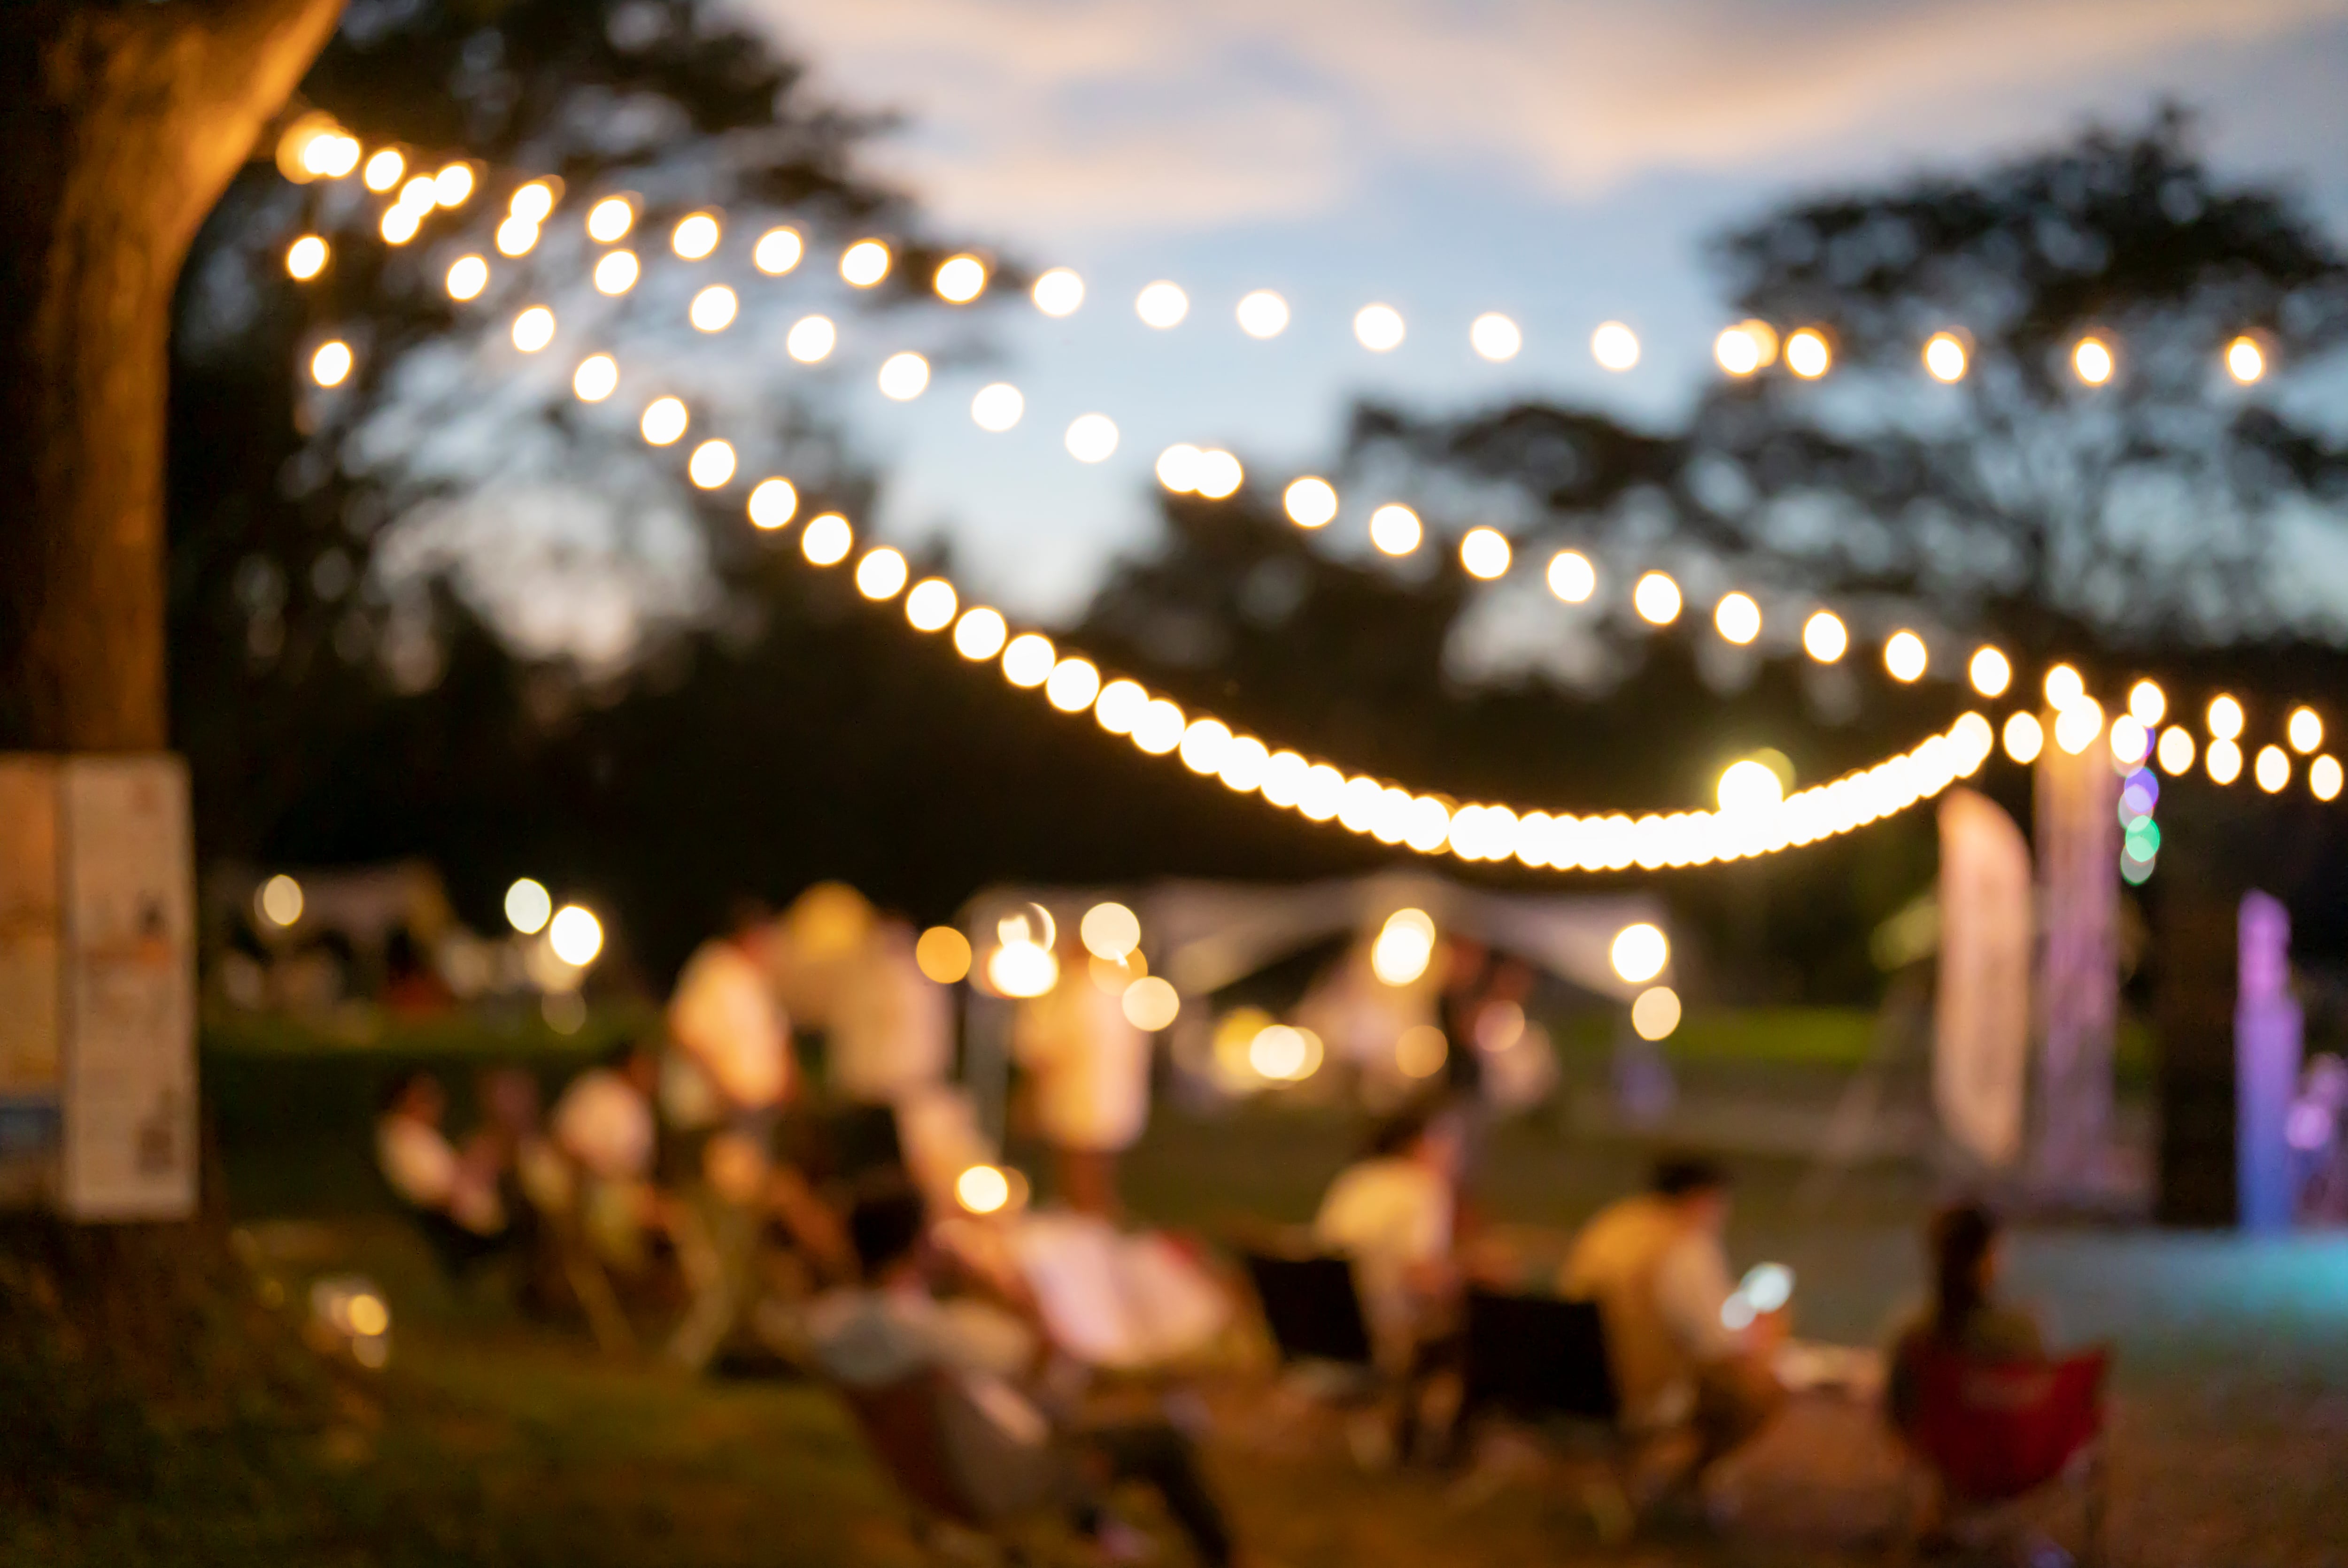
[0,0,345,752]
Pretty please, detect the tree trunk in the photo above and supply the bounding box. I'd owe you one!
[0,0,345,751]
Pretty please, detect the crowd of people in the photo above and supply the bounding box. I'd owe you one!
[372,884,2080,1558]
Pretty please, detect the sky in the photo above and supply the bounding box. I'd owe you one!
[705,0,2348,627]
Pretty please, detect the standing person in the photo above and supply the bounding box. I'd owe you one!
[1013,930,1151,1218]
[831,915,957,1175]
[667,899,793,1126]
[1558,1156,1787,1482]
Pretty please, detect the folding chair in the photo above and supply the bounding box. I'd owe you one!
[1240,1250,1377,1371]
[1901,1346,2110,1566]
[1453,1290,1637,1536]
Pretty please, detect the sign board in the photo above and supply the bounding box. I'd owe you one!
[1934,789,2032,1168]
[2033,730,2119,1193]
[0,755,195,1220]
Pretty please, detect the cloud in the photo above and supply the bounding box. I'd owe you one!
[747,0,2348,235]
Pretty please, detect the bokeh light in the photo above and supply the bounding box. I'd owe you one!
[309,340,353,387]
[1969,647,2012,698]
[573,354,618,402]
[1284,477,1338,529]
[1353,304,1406,352]
[2073,335,2115,385]
[2109,715,2150,765]
[855,548,909,601]
[1634,572,1681,625]
[1784,328,1831,379]
[988,941,1058,999]
[2044,664,2085,708]
[1081,903,1142,961]
[2311,755,2343,802]
[1094,680,1148,735]
[2054,697,2104,756]
[1714,592,1761,646]
[971,383,1024,432]
[1715,320,1776,375]
[1470,313,1522,361]
[593,249,639,295]
[1002,633,1056,687]
[934,254,987,303]
[1923,332,1968,383]
[433,162,474,207]
[2289,707,2323,753]
[1122,976,1181,1031]
[1369,504,1422,556]
[1180,720,1232,775]
[671,213,719,260]
[1033,268,1085,316]
[1133,701,1187,756]
[1631,986,1682,1041]
[954,607,1008,661]
[748,478,798,531]
[1591,322,1641,371]
[1236,290,1290,338]
[1046,657,1102,713]
[2129,680,2167,726]
[956,1164,1010,1214]
[1460,528,1512,580]
[258,874,305,927]
[1548,551,1597,604]
[689,284,738,332]
[2208,737,2243,784]
[916,926,972,983]
[447,254,490,300]
[1371,909,1437,986]
[840,239,890,286]
[2226,336,2266,384]
[2208,695,2245,740]
[495,216,539,257]
[1396,1025,1447,1079]
[687,439,736,489]
[755,227,803,275]
[511,306,556,353]
[1610,922,1669,984]
[878,351,930,400]
[801,513,852,566]
[286,235,329,279]
[586,196,634,242]
[787,315,836,363]
[905,578,957,630]
[641,397,688,446]
[1065,414,1119,463]
[1136,282,1189,328]
[505,878,552,934]
[2157,725,2195,776]
[1194,450,1244,500]
[363,148,404,192]
[2256,745,2291,793]
[1885,630,1928,682]
[548,906,603,966]
[2004,711,2044,764]
[1717,760,1785,814]
[1802,611,1848,663]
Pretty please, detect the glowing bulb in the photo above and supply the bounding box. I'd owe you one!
[380,206,423,245]
[855,548,908,601]
[2073,336,2114,385]
[971,383,1024,432]
[1353,304,1406,352]
[1634,571,1682,625]
[509,182,556,224]
[1122,976,1180,1031]
[1369,504,1421,556]
[504,878,552,934]
[1802,611,1848,662]
[1033,267,1085,316]
[957,1164,1011,1215]
[1371,910,1438,987]
[1459,528,1512,580]
[396,176,439,213]
[495,217,539,257]
[363,148,404,192]
[2311,755,2342,801]
[2208,737,2243,784]
[309,340,353,388]
[593,250,639,295]
[2054,697,2104,756]
[934,254,987,303]
[787,315,836,363]
[2289,707,2322,753]
[954,608,1008,661]
[841,240,890,286]
[2109,715,2150,765]
[1236,290,1289,338]
[1714,592,1761,645]
[1046,658,1102,714]
[801,513,852,566]
[877,351,930,400]
[688,439,736,489]
[1885,630,1928,682]
[641,397,688,446]
[988,944,1058,999]
[2129,679,2167,726]
[1219,737,1270,794]
[572,354,618,402]
[2226,336,2265,384]
[1610,922,1668,984]
[1969,647,2012,698]
[1548,551,1597,604]
[2208,694,2244,740]
[1715,324,1764,376]
[672,213,720,260]
[511,307,556,353]
[1784,328,1831,378]
[1923,332,1968,383]
[2256,745,2290,793]
[586,197,634,243]
[258,874,304,927]
[286,235,329,279]
[1631,986,1682,1041]
[1193,450,1243,500]
[905,578,957,630]
[1133,701,1187,756]
[753,226,803,276]
[1717,760,1785,814]
[1591,321,1641,371]
[1284,477,1338,529]
[2040,664,2082,708]
[433,257,488,307]
[1180,719,1233,775]
[1136,281,1189,328]
[1470,313,1522,362]
[748,478,797,531]
[2157,725,2195,776]
[548,906,603,966]
[433,162,474,207]
[1093,680,1148,735]
[1155,445,1202,493]
[1065,415,1119,463]
[2004,712,2044,764]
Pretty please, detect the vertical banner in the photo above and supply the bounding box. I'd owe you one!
[1934,788,2033,1168]
[0,760,65,1205]
[59,757,197,1221]
[2236,891,2302,1232]
[2033,731,2119,1192]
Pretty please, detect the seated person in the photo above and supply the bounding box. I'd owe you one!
[806,1184,1246,1568]
[1558,1156,1785,1475]
[375,1069,508,1265]
[1312,1100,1464,1372]
[551,1042,667,1268]
[1884,1201,2045,1437]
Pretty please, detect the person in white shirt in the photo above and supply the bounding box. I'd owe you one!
[1312,1101,1466,1371]
[1013,938,1152,1217]
[829,917,954,1107]
[667,905,793,1123]
[806,1185,1244,1567]
[375,1070,507,1261]
[1558,1156,1787,1475]
[551,1042,665,1268]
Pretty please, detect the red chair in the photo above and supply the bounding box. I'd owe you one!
[1901,1345,2110,1563]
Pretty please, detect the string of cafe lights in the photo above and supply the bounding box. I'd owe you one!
[275,123,2341,846]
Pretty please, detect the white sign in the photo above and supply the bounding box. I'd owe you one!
[1935,788,2032,1168]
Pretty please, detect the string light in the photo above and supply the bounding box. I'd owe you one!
[856,548,909,600]
[572,354,618,402]
[1354,304,1406,352]
[586,197,634,243]
[672,213,720,260]
[2073,335,2115,385]
[2208,695,2245,740]
[1591,322,1641,371]
[286,235,329,279]
[954,607,1008,661]
[878,352,930,400]
[1784,328,1831,379]
[2054,696,2104,755]
[687,439,736,489]
[1923,332,1968,383]
[906,578,957,630]
[2156,725,2195,776]
[1460,528,1511,580]
[2227,336,2266,384]
[1136,282,1189,329]
[2207,737,2243,784]
[802,513,852,566]
[310,340,353,387]
[971,383,1024,432]
[2129,679,2166,725]
[2288,707,2322,753]
[363,148,405,192]
[755,227,803,275]
[1714,592,1761,646]
[433,163,474,207]
[689,284,738,332]
[2313,755,2343,802]
[2044,664,2085,708]
[1633,571,1681,625]
[1548,551,1597,604]
[1470,313,1522,362]
[1237,291,1289,338]
[748,478,798,530]
[1065,414,1119,463]
[510,182,556,224]
[1969,647,2011,698]
[1047,657,1102,713]
[380,206,422,245]
[1885,631,1928,682]
[2000,712,2041,763]
[641,397,688,446]
[2255,744,2290,793]
[787,315,836,363]
[1802,611,1848,663]
[934,254,987,303]
[1284,477,1338,529]
[510,307,556,353]
[594,250,639,295]
[1033,268,1085,316]
[842,240,890,287]
[446,254,490,300]
[496,216,539,257]
[1369,504,1422,556]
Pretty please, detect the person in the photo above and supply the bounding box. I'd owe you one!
[667,900,794,1125]
[1312,1101,1464,1371]
[1884,1201,2045,1436]
[551,1041,665,1268]
[806,1184,1246,1567]
[375,1069,509,1267]
[1012,930,1152,1217]
[829,916,955,1107]
[1558,1156,1786,1476]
